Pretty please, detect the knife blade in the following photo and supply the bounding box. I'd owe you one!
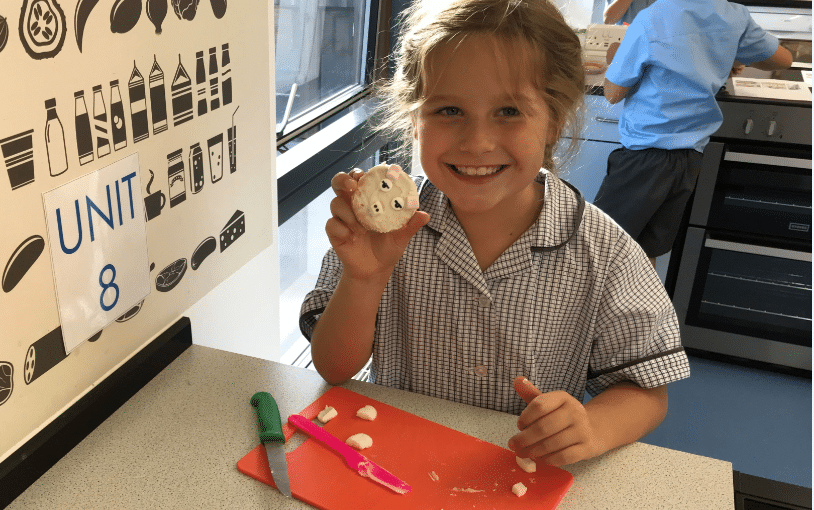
[250,392,292,497]
[288,414,411,495]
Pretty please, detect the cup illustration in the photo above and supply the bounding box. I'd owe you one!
[2,129,35,190]
[228,106,238,174]
[144,169,166,221]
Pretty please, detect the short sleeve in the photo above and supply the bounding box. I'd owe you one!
[604,21,650,88]
[735,13,779,65]
[586,235,690,396]
[299,248,343,341]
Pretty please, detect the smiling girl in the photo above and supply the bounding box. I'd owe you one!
[300,0,690,467]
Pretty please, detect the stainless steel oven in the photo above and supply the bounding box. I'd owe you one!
[670,98,812,372]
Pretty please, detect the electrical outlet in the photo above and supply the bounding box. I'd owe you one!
[583,24,628,52]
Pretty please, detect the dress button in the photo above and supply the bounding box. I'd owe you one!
[477,295,491,308]
[474,365,488,377]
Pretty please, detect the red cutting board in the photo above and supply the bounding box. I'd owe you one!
[237,387,573,509]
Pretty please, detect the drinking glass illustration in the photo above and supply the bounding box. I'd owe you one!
[228,106,238,174]
[1,130,35,190]
[207,134,223,183]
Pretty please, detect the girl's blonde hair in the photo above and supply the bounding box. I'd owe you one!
[374,0,585,173]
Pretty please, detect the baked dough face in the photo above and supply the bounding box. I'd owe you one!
[351,164,419,233]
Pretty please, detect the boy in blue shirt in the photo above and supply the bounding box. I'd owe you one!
[603,0,655,25]
[595,0,792,266]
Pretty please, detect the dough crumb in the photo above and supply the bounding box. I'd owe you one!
[515,456,537,473]
[317,406,338,423]
[512,482,528,497]
[346,433,373,450]
[356,404,378,421]
[428,471,440,481]
[451,487,483,493]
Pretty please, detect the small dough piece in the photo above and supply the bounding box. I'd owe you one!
[346,433,373,450]
[317,406,338,423]
[512,482,528,497]
[356,405,377,421]
[351,163,419,233]
[516,456,537,473]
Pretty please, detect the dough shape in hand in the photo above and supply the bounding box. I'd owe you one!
[516,456,536,473]
[351,163,419,233]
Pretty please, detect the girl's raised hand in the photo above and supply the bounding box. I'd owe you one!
[508,376,602,467]
[326,169,429,280]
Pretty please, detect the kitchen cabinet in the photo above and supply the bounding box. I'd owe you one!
[560,139,620,203]
[557,93,624,202]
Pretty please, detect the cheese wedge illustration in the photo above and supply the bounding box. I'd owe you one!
[220,210,245,252]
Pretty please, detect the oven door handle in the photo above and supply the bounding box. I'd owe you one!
[705,238,812,262]
[724,151,812,170]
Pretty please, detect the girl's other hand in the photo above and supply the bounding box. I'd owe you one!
[508,376,602,467]
[326,170,429,280]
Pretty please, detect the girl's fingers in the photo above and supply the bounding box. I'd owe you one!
[325,216,353,245]
[329,196,361,230]
[513,376,543,405]
[331,170,359,195]
[391,211,430,245]
[510,405,572,452]
[517,391,571,431]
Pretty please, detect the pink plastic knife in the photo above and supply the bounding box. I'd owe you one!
[287,414,411,495]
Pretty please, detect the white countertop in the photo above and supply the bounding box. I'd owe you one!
[9,345,734,509]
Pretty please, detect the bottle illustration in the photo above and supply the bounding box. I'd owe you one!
[195,51,207,116]
[171,55,193,126]
[167,149,186,207]
[208,47,220,111]
[92,85,110,158]
[110,80,128,151]
[74,90,94,166]
[128,62,150,143]
[149,56,169,135]
[221,43,232,106]
[189,142,204,193]
[44,98,68,176]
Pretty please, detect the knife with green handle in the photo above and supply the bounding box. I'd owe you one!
[250,392,292,497]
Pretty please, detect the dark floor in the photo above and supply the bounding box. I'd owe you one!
[638,355,811,489]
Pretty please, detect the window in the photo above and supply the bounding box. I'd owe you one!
[274,0,381,143]
[274,0,392,361]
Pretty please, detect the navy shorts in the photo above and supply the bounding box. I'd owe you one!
[593,147,702,258]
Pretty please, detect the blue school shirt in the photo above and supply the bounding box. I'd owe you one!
[607,0,656,25]
[605,0,779,152]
